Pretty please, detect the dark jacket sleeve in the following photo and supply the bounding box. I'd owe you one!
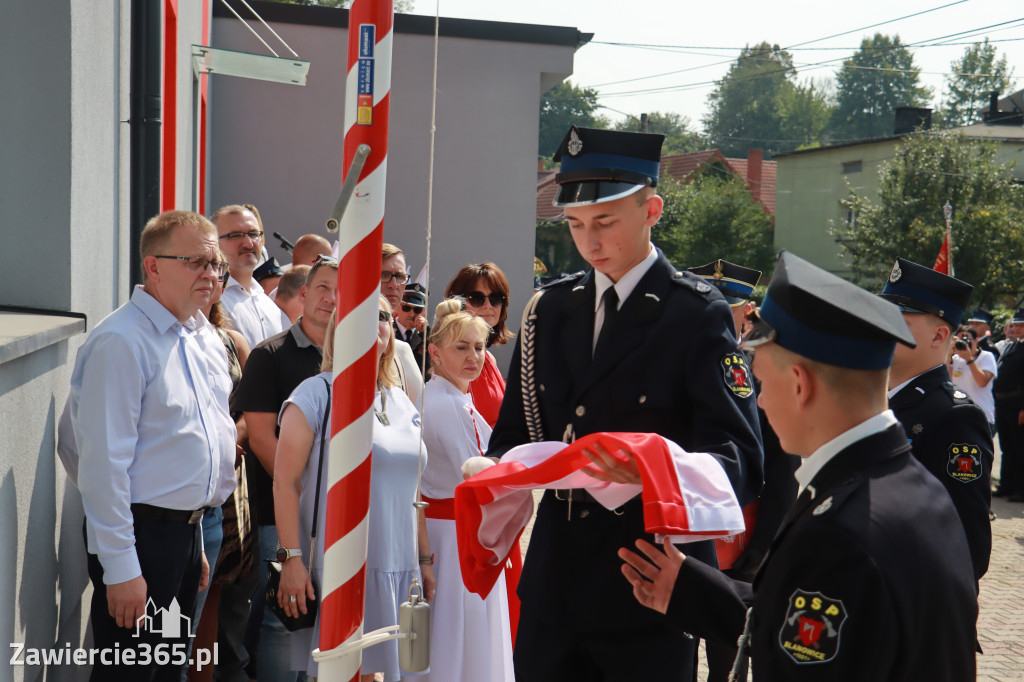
[668,556,753,645]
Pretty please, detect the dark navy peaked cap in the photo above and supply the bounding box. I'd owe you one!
[552,126,665,207]
[688,259,761,307]
[878,257,973,328]
[743,251,915,370]
[966,309,993,326]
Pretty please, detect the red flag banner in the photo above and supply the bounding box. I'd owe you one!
[453,432,745,598]
[934,230,950,274]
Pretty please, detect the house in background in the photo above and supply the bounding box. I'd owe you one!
[535,148,776,277]
[774,98,1024,276]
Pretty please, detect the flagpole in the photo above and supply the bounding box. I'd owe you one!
[944,200,954,278]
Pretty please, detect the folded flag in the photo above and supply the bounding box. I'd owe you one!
[454,431,745,597]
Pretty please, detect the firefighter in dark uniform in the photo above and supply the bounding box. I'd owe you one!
[396,282,430,375]
[689,259,800,682]
[967,309,1000,360]
[878,257,992,585]
[590,251,978,681]
[993,309,1024,501]
[487,126,764,681]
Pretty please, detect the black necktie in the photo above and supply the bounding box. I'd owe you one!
[595,287,619,354]
[405,329,413,343]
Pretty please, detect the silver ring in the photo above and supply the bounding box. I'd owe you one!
[289,595,297,603]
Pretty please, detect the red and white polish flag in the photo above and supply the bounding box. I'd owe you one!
[454,431,745,598]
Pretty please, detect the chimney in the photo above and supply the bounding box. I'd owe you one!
[746,148,763,204]
[988,91,1000,121]
[894,107,932,135]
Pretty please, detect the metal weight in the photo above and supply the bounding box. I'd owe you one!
[398,578,431,672]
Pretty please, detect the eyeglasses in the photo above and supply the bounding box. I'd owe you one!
[219,272,230,285]
[400,304,424,313]
[464,291,506,308]
[379,310,393,323]
[218,230,264,241]
[155,255,230,277]
[381,270,410,285]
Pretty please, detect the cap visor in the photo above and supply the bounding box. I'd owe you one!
[739,313,776,350]
[554,181,646,208]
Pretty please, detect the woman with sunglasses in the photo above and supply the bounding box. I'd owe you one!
[274,298,434,681]
[418,298,515,682]
[445,263,514,428]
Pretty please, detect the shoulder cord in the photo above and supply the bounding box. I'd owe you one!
[308,377,331,576]
[520,290,546,443]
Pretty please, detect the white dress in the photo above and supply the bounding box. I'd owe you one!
[419,375,515,682]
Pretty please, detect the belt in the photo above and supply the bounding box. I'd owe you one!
[994,390,1023,400]
[421,496,455,520]
[130,503,208,525]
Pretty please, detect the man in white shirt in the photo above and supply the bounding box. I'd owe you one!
[70,210,237,680]
[213,204,285,347]
[948,327,998,427]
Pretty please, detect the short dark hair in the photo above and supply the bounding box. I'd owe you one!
[445,262,514,347]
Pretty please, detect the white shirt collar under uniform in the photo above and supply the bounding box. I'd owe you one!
[794,410,898,497]
[887,364,943,399]
[592,245,659,353]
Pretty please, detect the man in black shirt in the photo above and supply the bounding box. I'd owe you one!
[993,309,1024,501]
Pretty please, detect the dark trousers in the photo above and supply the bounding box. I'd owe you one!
[514,607,696,682]
[86,516,202,682]
[995,399,1024,493]
[214,557,261,682]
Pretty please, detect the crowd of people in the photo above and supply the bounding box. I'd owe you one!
[62,123,1008,681]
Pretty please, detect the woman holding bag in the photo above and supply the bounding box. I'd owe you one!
[274,298,434,680]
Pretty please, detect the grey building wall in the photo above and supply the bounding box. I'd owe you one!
[209,11,578,369]
[0,2,197,679]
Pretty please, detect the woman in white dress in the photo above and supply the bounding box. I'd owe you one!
[418,298,515,682]
[274,298,435,681]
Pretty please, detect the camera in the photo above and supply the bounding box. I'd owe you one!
[954,337,970,351]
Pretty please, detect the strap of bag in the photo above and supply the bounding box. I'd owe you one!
[307,377,331,575]
[520,290,545,443]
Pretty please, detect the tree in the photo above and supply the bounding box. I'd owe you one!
[777,79,834,149]
[538,81,609,159]
[614,112,704,155]
[652,171,775,275]
[835,131,1024,305]
[831,33,932,141]
[943,40,1015,128]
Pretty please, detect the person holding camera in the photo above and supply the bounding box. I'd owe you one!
[948,327,998,430]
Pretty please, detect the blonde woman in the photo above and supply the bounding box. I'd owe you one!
[419,298,514,682]
[274,298,434,680]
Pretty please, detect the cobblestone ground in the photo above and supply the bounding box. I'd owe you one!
[520,463,1024,680]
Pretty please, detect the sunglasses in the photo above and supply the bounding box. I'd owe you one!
[464,291,506,308]
[379,310,393,323]
[401,304,424,313]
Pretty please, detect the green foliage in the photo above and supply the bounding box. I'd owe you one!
[614,112,705,156]
[703,42,833,157]
[943,40,1015,128]
[834,130,1024,305]
[538,81,608,159]
[535,220,588,278]
[831,33,931,141]
[653,172,775,274]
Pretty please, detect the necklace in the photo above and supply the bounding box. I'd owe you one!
[375,385,391,426]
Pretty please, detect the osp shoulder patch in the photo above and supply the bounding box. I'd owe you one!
[947,443,983,483]
[778,589,848,664]
[721,352,753,399]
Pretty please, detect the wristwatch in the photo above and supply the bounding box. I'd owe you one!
[276,547,302,562]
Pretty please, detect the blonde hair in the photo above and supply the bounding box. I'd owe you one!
[428,298,491,375]
[382,243,404,261]
[321,298,399,390]
[210,204,253,224]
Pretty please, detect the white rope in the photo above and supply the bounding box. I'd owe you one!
[414,0,441,504]
[235,0,301,57]
[218,0,280,57]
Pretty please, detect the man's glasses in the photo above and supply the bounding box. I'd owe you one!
[379,310,393,323]
[155,255,229,277]
[219,272,230,285]
[381,270,410,285]
[218,230,264,241]
[401,304,424,313]
[464,291,506,308]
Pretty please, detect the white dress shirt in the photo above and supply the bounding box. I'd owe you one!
[70,287,237,584]
[592,245,659,354]
[220,275,286,347]
[794,410,899,497]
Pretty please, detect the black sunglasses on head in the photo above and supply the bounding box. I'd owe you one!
[464,291,506,308]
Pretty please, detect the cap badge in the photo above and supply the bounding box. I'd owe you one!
[912,423,923,435]
[713,260,725,280]
[567,128,583,157]
[889,261,902,283]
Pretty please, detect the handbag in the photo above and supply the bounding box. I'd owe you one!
[265,377,331,632]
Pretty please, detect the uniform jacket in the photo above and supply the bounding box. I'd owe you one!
[994,339,1024,396]
[669,423,978,681]
[488,251,764,631]
[889,364,992,583]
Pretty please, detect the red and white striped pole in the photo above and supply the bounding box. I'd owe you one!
[320,0,393,679]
